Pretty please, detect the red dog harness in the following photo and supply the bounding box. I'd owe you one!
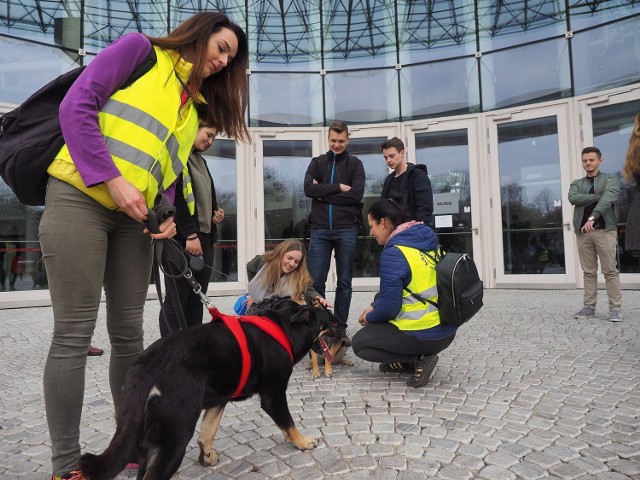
[208,307,293,398]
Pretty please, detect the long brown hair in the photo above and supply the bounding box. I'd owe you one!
[261,239,313,303]
[623,112,640,181]
[147,12,250,142]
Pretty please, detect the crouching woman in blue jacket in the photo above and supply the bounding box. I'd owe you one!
[352,198,457,387]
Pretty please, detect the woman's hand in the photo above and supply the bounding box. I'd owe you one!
[144,216,177,240]
[314,296,332,308]
[185,236,203,255]
[105,176,148,222]
[359,305,374,326]
[213,208,225,224]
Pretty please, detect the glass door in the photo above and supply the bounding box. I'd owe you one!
[252,129,324,261]
[347,126,400,288]
[201,137,242,286]
[407,118,484,279]
[579,88,640,280]
[488,105,577,286]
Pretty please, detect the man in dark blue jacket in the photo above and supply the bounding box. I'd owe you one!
[304,121,365,342]
[380,137,433,225]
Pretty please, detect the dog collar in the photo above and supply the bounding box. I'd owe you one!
[208,308,293,398]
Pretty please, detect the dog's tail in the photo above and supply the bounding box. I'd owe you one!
[78,367,153,480]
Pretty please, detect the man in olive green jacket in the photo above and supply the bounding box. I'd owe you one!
[568,146,622,322]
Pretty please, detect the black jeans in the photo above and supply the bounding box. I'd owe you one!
[159,232,214,336]
[352,322,456,364]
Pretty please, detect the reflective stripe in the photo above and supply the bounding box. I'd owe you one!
[166,135,182,178]
[104,137,156,171]
[102,99,169,140]
[401,285,438,305]
[150,162,163,187]
[396,306,437,320]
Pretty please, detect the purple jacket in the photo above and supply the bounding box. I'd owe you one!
[58,33,176,202]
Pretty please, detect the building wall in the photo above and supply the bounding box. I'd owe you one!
[1,1,639,306]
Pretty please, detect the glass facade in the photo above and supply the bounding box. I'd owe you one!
[1,1,640,297]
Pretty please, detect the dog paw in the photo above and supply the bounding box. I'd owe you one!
[312,371,321,379]
[297,436,318,450]
[198,449,219,467]
[338,357,354,366]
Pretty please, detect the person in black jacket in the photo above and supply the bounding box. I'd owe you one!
[159,122,225,336]
[304,120,365,342]
[380,137,433,225]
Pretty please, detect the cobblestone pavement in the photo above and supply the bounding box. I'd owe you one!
[0,289,639,480]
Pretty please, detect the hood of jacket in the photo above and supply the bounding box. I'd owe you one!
[385,221,439,252]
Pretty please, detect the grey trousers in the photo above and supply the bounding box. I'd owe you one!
[576,229,622,311]
[39,179,153,474]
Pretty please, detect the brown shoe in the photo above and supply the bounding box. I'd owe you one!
[87,345,104,356]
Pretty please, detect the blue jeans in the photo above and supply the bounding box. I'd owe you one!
[307,226,358,329]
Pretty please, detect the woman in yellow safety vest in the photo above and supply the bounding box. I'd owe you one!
[41,12,250,480]
[352,198,458,388]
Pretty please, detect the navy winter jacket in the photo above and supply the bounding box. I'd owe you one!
[367,222,457,339]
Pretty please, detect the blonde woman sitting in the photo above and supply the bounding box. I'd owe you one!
[244,239,329,314]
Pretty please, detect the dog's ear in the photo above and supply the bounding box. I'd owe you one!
[289,304,314,324]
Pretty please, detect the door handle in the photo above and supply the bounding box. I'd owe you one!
[563,222,571,230]
[472,227,479,235]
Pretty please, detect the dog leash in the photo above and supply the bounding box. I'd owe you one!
[146,194,215,333]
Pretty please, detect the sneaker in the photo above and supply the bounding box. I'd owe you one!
[407,354,439,388]
[52,471,85,480]
[379,362,415,374]
[574,305,595,319]
[87,345,104,356]
[608,310,622,322]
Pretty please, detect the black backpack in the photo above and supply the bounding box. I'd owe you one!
[0,50,157,206]
[406,247,483,327]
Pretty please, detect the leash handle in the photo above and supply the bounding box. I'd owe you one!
[144,193,176,234]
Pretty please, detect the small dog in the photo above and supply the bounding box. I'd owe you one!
[309,325,353,379]
[78,299,340,480]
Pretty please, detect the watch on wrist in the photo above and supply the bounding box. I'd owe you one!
[588,216,596,222]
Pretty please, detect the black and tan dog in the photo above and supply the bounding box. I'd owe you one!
[309,329,353,379]
[78,299,340,480]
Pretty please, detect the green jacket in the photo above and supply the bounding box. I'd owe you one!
[568,172,620,231]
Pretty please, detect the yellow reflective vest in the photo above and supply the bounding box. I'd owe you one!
[48,46,200,209]
[389,245,441,331]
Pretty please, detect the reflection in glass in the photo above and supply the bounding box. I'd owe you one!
[322,1,396,70]
[171,1,245,31]
[414,130,473,256]
[0,177,45,292]
[348,137,391,278]
[497,116,566,275]
[400,58,480,120]
[0,36,79,105]
[591,100,640,274]
[263,140,313,250]
[572,17,640,96]
[397,0,476,64]
[202,139,238,283]
[481,38,571,111]
[477,0,565,51]
[246,0,321,71]
[325,69,399,124]
[83,1,167,50]
[569,0,640,31]
[249,72,323,127]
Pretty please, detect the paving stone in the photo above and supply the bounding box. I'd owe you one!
[477,465,516,480]
[3,290,640,479]
[509,461,548,479]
